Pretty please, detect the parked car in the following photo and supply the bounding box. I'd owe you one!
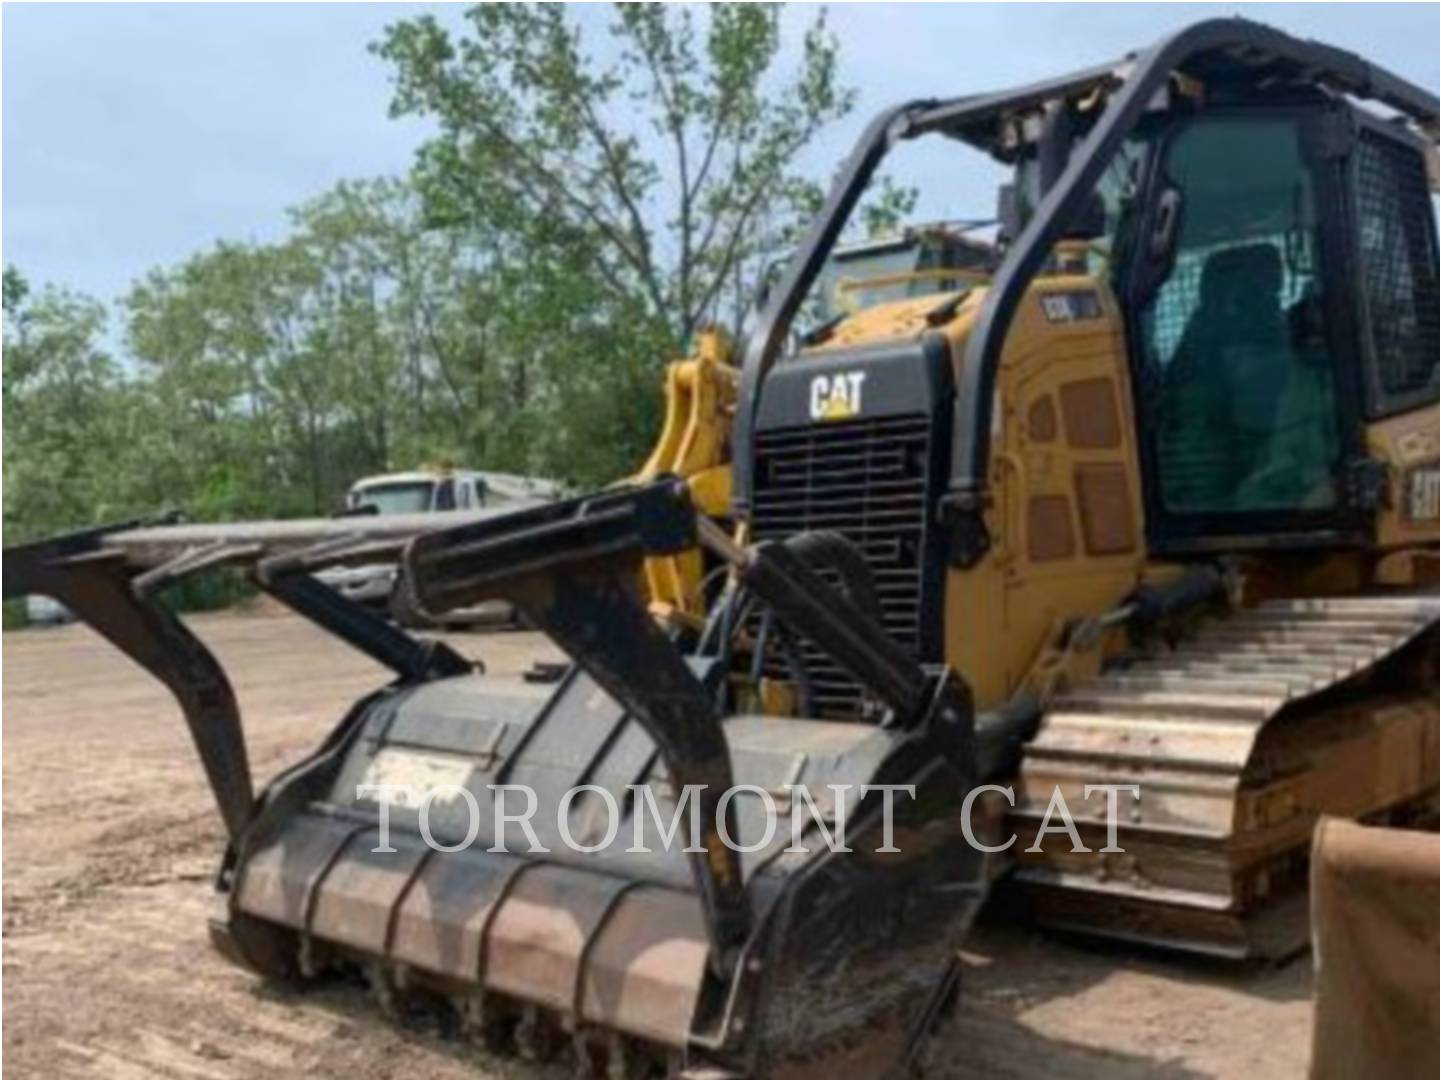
[344,468,561,516]
[24,594,74,627]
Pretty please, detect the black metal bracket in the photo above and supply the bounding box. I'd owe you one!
[732,537,928,721]
[938,492,994,570]
[255,572,473,682]
[1343,456,1392,513]
[2,517,475,844]
[254,542,472,682]
[404,479,752,971]
[4,525,255,841]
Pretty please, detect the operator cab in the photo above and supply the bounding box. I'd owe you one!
[765,34,1440,558]
[970,72,1440,547]
[1103,98,1439,548]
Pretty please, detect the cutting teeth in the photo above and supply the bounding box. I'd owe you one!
[515,1003,566,1062]
[570,1031,665,1079]
[459,993,517,1055]
[366,962,399,1017]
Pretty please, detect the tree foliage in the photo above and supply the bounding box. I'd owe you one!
[375,3,853,346]
[3,269,145,539]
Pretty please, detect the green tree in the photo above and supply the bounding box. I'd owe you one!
[375,3,854,354]
[2,267,144,539]
[285,177,612,481]
[125,241,326,518]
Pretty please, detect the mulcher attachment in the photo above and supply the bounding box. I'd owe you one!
[6,483,988,1077]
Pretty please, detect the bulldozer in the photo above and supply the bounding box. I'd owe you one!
[6,18,1440,1077]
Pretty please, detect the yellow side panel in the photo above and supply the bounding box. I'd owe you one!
[942,277,1149,708]
[1368,400,1440,550]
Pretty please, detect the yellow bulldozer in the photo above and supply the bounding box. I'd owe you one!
[7,18,1440,1078]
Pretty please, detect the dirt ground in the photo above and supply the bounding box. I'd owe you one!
[2,611,1314,1079]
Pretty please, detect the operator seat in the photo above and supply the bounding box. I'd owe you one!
[1171,242,1288,395]
[1161,243,1294,508]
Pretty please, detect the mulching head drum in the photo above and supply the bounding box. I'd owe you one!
[219,666,986,1076]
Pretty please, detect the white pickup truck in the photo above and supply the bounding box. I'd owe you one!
[320,467,563,618]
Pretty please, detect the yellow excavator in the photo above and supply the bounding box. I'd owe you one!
[7,18,1440,1077]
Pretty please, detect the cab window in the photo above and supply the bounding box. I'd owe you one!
[1137,118,1341,515]
[1354,130,1440,411]
[352,481,435,515]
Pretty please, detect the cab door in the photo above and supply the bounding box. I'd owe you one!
[1123,109,1367,552]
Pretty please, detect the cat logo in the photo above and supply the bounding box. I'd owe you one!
[809,370,867,422]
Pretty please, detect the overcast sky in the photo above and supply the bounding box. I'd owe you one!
[4,3,1438,314]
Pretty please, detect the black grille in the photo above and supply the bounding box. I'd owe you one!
[750,413,937,716]
[1355,132,1440,403]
